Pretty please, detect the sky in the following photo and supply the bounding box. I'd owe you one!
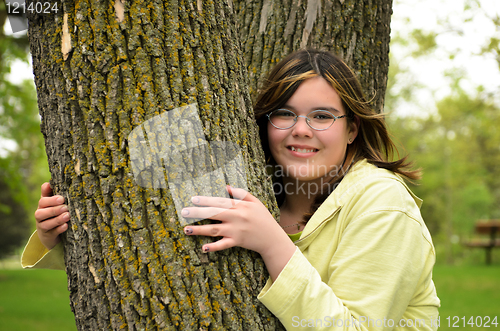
[1,0,500,153]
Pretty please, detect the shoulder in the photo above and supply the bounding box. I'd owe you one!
[336,159,422,218]
[333,160,435,252]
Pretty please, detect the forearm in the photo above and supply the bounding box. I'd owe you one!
[258,249,363,331]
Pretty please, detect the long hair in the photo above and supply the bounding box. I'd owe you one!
[254,49,420,222]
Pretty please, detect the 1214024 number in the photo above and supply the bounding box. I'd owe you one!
[446,316,498,328]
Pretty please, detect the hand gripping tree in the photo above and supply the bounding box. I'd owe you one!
[26,0,391,329]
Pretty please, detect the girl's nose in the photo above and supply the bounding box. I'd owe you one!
[291,116,314,137]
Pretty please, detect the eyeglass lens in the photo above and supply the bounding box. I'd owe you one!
[269,109,337,130]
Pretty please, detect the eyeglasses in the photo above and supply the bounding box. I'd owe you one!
[267,109,347,131]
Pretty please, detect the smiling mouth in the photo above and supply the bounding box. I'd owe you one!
[289,146,318,153]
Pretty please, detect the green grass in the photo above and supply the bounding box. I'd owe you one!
[0,268,76,331]
[0,263,498,330]
[433,264,500,330]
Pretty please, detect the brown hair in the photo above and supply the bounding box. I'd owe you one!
[254,49,420,222]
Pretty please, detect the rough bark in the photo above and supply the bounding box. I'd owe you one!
[27,0,392,330]
[234,0,392,112]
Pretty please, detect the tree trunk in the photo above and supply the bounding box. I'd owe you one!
[27,0,392,329]
[28,0,279,329]
[234,0,392,112]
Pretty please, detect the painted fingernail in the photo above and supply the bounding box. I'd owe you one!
[184,227,193,234]
[181,209,189,216]
[191,196,200,203]
[202,246,210,253]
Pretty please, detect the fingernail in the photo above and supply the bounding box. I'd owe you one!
[61,205,68,213]
[62,212,70,221]
[202,246,210,253]
[191,196,200,203]
[181,209,189,216]
[56,196,64,204]
[184,227,193,234]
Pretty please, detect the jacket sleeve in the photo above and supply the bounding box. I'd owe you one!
[21,231,65,270]
[258,205,436,330]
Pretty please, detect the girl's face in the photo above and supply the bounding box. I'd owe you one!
[267,76,358,184]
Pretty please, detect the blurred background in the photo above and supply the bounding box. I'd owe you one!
[0,0,499,330]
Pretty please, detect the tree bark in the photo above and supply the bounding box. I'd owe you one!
[27,0,392,329]
[28,0,279,329]
[234,0,392,112]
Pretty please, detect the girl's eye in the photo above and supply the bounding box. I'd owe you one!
[312,111,334,120]
[274,110,295,117]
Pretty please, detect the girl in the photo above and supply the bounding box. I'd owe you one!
[25,49,440,330]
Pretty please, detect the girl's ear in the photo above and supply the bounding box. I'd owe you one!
[348,115,360,142]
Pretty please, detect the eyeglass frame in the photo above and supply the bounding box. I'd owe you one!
[266,108,347,131]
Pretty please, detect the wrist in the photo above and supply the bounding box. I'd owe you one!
[260,233,296,282]
[39,235,60,251]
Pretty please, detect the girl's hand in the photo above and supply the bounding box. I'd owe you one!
[182,186,296,281]
[34,182,70,250]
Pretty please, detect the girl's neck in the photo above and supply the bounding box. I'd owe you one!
[279,178,318,218]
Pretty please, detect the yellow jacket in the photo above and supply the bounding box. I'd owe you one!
[22,232,65,270]
[257,159,440,330]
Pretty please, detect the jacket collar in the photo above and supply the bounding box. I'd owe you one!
[293,159,422,249]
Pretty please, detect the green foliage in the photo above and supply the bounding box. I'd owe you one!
[480,17,500,69]
[0,178,30,259]
[409,29,438,57]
